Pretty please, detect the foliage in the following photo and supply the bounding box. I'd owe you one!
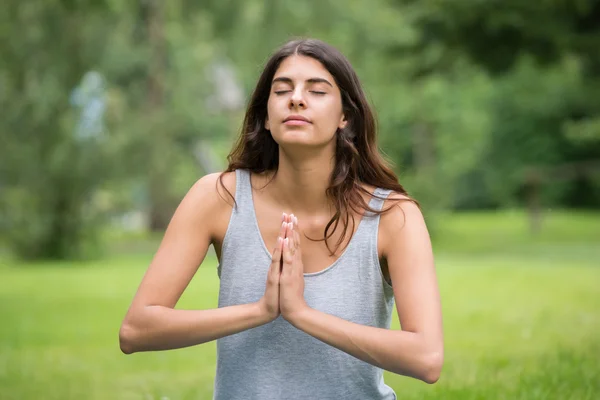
[1,0,599,259]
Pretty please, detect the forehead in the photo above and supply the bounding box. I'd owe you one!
[273,55,337,86]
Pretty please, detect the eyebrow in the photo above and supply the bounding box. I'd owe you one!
[272,77,333,87]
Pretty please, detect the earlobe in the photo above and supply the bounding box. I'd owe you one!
[339,116,347,129]
[265,119,270,131]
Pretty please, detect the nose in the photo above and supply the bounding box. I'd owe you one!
[289,88,306,109]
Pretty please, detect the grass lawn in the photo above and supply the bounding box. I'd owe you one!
[0,210,599,399]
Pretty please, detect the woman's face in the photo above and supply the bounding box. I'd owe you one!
[266,55,347,148]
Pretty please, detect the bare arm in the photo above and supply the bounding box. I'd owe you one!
[118,172,282,354]
[288,199,443,383]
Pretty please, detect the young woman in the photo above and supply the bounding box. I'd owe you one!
[119,38,443,400]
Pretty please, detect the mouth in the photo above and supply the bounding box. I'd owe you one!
[283,115,311,125]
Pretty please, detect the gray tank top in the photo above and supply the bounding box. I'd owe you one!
[213,169,397,399]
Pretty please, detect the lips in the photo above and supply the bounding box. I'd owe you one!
[284,115,311,123]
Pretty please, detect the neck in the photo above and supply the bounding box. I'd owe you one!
[268,145,335,216]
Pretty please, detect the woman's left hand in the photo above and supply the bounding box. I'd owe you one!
[280,214,309,322]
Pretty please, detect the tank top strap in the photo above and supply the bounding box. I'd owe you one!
[365,187,393,216]
[233,168,254,213]
[218,169,257,278]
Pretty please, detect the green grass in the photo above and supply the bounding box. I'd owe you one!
[433,209,600,257]
[0,210,599,399]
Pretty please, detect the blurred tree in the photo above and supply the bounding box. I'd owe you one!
[390,0,600,210]
[0,0,127,259]
[3,0,599,260]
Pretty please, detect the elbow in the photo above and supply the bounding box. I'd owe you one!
[421,350,444,384]
[119,322,137,355]
[389,348,443,384]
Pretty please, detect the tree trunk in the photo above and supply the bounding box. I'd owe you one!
[145,0,171,232]
[525,171,542,235]
[412,121,435,174]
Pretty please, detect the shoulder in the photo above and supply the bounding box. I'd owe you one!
[186,170,236,204]
[379,192,423,231]
[175,171,237,227]
[378,192,427,255]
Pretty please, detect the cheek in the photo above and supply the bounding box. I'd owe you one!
[315,100,343,130]
[266,98,279,129]
[266,97,274,118]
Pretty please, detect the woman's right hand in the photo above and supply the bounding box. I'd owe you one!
[257,213,288,322]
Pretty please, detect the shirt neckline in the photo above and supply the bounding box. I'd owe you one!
[245,169,376,277]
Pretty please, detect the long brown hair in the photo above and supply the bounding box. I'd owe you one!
[219,38,416,255]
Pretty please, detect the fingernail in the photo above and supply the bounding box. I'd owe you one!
[282,221,286,229]
[288,222,293,230]
[282,212,286,221]
[284,238,288,245]
[277,237,282,244]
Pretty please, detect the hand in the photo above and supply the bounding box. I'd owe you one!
[280,214,309,322]
[257,213,288,322]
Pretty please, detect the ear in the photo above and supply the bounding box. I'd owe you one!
[338,114,347,129]
[265,117,270,131]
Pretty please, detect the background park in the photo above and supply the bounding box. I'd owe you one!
[1,1,599,399]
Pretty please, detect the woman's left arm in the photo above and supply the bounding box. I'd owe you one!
[284,200,443,384]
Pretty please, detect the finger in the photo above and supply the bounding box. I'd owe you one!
[291,217,300,254]
[275,220,287,271]
[292,215,299,239]
[283,221,291,240]
[272,219,287,263]
[293,228,300,256]
[282,237,292,267]
[279,235,285,273]
[271,236,283,266]
[287,222,295,251]
[279,219,287,239]
[289,214,296,237]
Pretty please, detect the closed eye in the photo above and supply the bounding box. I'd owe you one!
[273,90,325,95]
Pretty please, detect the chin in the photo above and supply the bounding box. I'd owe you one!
[274,129,308,141]
[284,138,335,151]
[273,130,333,148]
[280,137,312,147]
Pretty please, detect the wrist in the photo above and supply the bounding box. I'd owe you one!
[285,304,311,327]
[255,300,279,324]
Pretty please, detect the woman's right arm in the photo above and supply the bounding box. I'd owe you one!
[118,172,279,354]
